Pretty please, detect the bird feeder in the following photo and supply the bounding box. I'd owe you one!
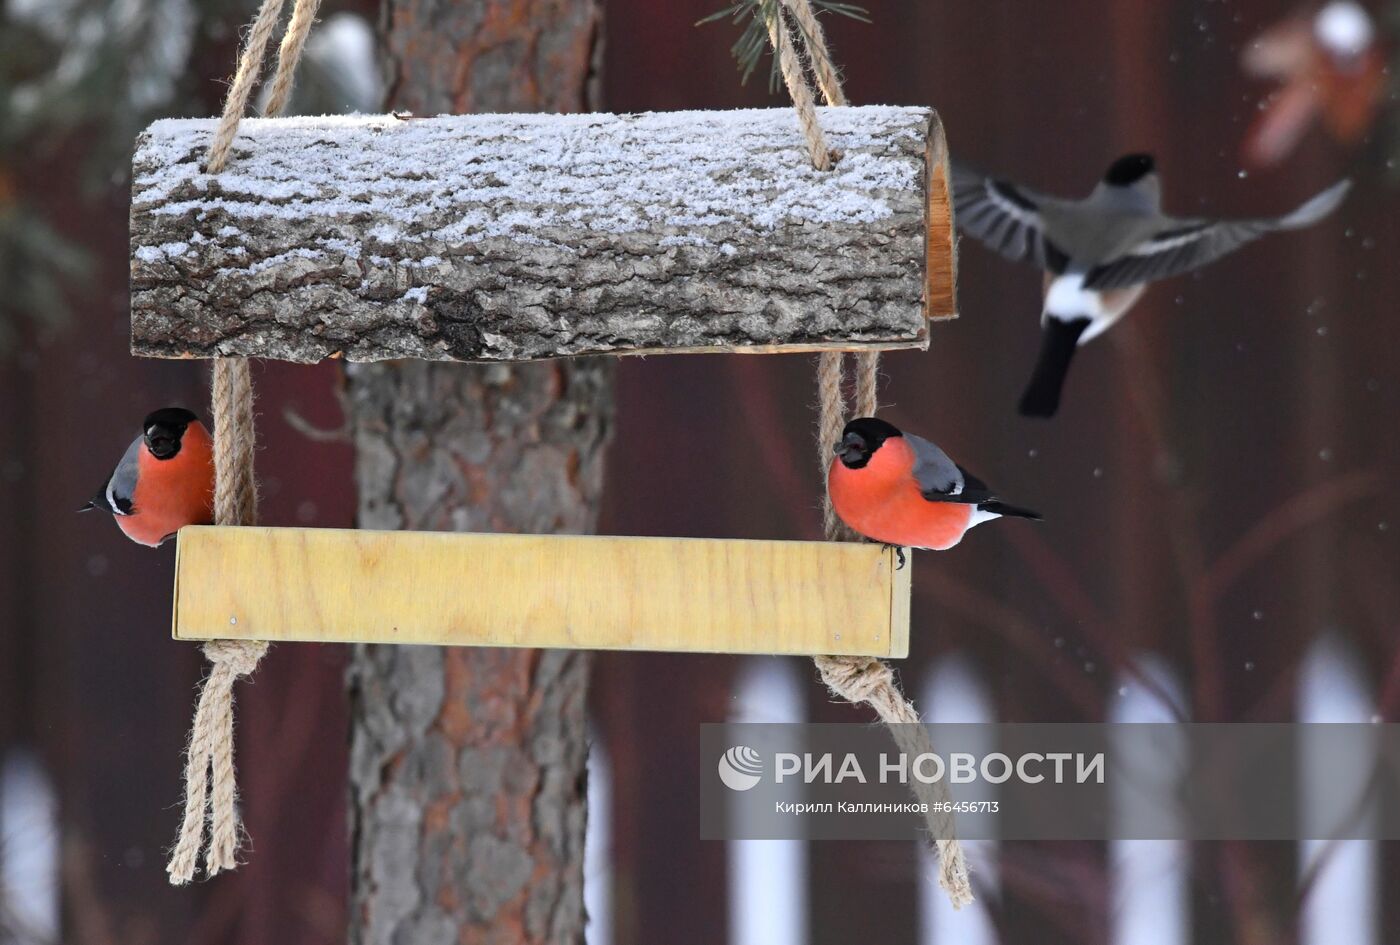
[173,526,910,657]
[132,105,958,658]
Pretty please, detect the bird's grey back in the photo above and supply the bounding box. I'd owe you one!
[907,433,963,496]
[1040,181,1165,264]
[107,436,141,512]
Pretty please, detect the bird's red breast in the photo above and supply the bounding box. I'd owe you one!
[117,421,215,547]
[827,436,973,550]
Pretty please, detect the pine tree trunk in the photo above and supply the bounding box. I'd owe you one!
[345,3,609,943]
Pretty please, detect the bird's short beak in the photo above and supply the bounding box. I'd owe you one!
[145,426,181,459]
[834,432,865,461]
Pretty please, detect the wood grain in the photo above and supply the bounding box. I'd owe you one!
[172,526,910,658]
[925,121,958,320]
[129,107,956,363]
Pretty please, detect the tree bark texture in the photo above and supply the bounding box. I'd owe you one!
[345,2,609,944]
[128,107,948,362]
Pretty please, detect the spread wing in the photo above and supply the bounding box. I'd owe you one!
[1083,180,1350,290]
[951,162,1071,273]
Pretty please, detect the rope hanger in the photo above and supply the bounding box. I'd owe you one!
[167,0,322,886]
[767,0,973,908]
[165,0,971,908]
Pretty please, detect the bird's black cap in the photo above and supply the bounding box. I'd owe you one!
[143,407,197,430]
[841,417,902,443]
[1103,153,1156,186]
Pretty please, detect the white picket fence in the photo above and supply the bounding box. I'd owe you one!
[584,637,1382,944]
[0,638,1382,945]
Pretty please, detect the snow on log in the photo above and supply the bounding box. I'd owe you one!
[130,107,954,363]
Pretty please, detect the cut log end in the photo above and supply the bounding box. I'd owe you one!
[925,116,958,321]
[130,107,958,363]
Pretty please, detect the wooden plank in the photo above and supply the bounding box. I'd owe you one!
[172,526,910,658]
[130,107,957,363]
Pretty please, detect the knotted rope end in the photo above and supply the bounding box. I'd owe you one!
[166,639,268,886]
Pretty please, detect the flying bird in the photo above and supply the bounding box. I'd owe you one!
[828,417,1039,556]
[952,153,1350,417]
[1241,1,1386,169]
[81,407,215,547]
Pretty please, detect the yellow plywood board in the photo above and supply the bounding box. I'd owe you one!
[172,526,911,658]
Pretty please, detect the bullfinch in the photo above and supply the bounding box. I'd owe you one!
[828,417,1040,557]
[1241,2,1386,169]
[81,407,215,547]
[952,153,1350,417]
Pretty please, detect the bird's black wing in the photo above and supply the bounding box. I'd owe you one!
[951,466,1041,519]
[79,477,133,514]
[1083,180,1350,290]
[912,443,1045,519]
[908,434,1000,504]
[948,465,999,505]
[951,162,1071,273]
[81,437,140,514]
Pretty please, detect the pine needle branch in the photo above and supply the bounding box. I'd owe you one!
[698,0,869,91]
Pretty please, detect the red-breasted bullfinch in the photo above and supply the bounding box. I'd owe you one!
[828,417,1040,556]
[80,407,214,547]
[952,153,1350,417]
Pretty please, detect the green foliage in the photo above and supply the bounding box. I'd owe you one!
[0,2,382,352]
[698,0,869,91]
[0,0,223,351]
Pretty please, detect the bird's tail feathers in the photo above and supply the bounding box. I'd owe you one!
[1278,179,1351,229]
[979,500,1042,521]
[1019,317,1091,418]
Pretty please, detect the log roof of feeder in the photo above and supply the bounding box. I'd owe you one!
[131,107,953,362]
